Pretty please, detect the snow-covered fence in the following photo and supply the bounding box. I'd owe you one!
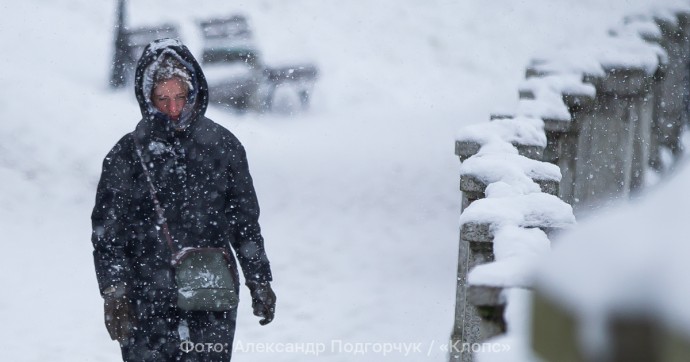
[531,7,690,362]
[450,5,690,362]
[450,114,577,362]
[528,16,689,212]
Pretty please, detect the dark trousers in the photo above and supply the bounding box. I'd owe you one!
[121,298,237,362]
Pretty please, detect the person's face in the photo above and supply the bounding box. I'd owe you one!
[152,77,188,121]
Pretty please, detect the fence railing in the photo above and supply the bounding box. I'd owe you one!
[450,4,690,361]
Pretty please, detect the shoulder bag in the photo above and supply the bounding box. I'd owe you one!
[134,137,239,311]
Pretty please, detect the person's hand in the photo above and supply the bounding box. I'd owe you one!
[246,281,276,325]
[103,284,133,343]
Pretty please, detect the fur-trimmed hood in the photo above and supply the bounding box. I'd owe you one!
[134,38,209,130]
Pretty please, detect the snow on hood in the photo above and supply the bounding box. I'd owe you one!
[134,38,209,131]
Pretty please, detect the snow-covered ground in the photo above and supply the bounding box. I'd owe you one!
[0,0,682,361]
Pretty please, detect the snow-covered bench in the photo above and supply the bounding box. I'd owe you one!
[109,0,180,88]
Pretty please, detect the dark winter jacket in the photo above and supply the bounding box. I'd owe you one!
[91,39,272,301]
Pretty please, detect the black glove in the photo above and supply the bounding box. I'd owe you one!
[103,284,133,343]
[246,281,276,325]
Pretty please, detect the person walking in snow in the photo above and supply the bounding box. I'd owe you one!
[91,38,276,362]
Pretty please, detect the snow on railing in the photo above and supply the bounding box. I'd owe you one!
[450,4,690,362]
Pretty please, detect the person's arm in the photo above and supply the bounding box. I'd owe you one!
[224,139,275,324]
[225,140,272,283]
[91,138,134,295]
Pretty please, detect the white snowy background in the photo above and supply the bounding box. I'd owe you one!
[0,0,685,361]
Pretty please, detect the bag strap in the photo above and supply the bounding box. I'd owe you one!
[132,136,177,254]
